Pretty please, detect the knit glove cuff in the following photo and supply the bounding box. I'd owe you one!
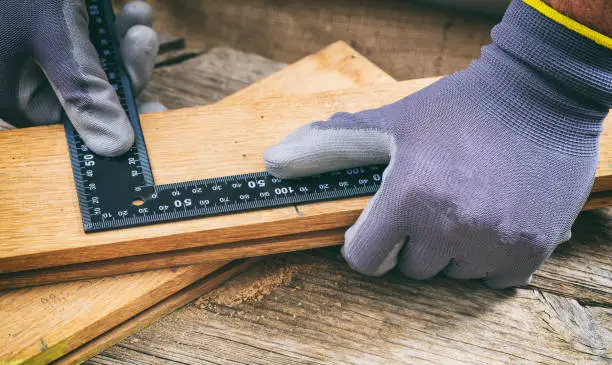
[457,0,612,156]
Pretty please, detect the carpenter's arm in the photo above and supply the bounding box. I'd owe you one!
[545,0,611,35]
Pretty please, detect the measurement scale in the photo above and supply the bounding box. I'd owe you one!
[65,0,384,232]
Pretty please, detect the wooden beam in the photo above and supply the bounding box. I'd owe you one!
[1,79,611,274]
[584,191,612,211]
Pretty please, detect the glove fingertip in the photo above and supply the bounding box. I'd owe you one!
[122,25,158,96]
[483,273,533,290]
[342,238,403,277]
[116,1,153,37]
[263,144,297,179]
[84,123,135,157]
[138,101,167,114]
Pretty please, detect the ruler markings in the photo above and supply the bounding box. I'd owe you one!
[64,0,384,233]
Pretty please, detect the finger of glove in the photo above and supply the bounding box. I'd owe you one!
[442,240,506,280]
[483,241,554,289]
[443,259,493,280]
[35,3,133,157]
[138,101,167,114]
[121,25,159,96]
[397,236,453,280]
[264,109,394,179]
[14,60,63,126]
[116,1,153,38]
[0,119,15,130]
[341,164,407,276]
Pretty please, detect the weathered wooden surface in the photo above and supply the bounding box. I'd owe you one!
[89,248,611,365]
[0,229,345,290]
[88,211,610,365]
[141,47,285,108]
[531,209,612,306]
[114,0,498,81]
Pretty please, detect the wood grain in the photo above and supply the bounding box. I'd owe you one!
[0,41,397,365]
[114,0,498,81]
[530,208,612,306]
[1,78,610,274]
[584,191,612,211]
[4,208,608,306]
[87,250,611,365]
[0,228,345,290]
[51,259,259,365]
[0,263,227,365]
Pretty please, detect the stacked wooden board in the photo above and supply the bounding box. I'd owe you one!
[0,78,611,288]
[0,41,397,365]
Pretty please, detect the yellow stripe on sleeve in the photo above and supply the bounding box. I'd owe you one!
[523,0,612,49]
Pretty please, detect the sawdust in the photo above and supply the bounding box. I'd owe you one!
[195,254,329,309]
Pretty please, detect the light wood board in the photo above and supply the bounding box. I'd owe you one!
[0,40,396,288]
[0,228,345,290]
[0,80,610,275]
[0,263,227,365]
[51,259,258,365]
[0,41,396,365]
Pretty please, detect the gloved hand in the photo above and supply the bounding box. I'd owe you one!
[0,0,159,157]
[264,0,611,288]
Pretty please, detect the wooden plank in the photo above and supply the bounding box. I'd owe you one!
[0,41,397,365]
[0,263,228,365]
[0,41,395,287]
[584,191,612,211]
[5,207,609,305]
[0,37,235,365]
[51,259,259,365]
[0,78,610,274]
[141,42,393,109]
[0,228,345,290]
[87,250,611,365]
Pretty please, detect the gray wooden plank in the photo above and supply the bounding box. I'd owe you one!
[530,209,612,306]
[138,47,285,109]
[588,305,612,356]
[88,250,610,365]
[114,0,498,81]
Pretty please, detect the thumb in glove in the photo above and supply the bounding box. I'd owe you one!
[0,0,158,157]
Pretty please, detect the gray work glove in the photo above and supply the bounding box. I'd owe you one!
[0,0,159,157]
[264,0,611,288]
